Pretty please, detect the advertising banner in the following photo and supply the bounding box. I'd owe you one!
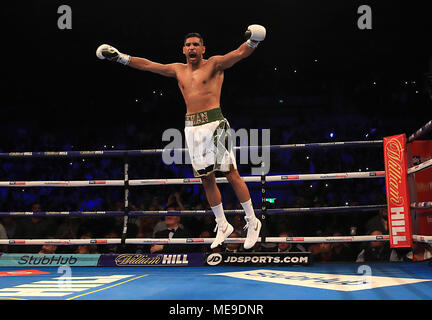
[383,134,413,248]
[98,253,205,267]
[205,252,311,266]
[0,254,101,267]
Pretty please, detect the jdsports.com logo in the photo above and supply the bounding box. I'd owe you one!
[207,253,223,266]
[205,252,310,266]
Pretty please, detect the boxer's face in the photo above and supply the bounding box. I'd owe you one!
[183,37,205,64]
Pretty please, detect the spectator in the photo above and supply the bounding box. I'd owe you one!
[137,215,160,238]
[0,219,8,252]
[153,207,184,235]
[38,240,58,254]
[330,231,356,261]
[135,225,154,254]
[271,231,307,253]
[198,230,212,254]
[166,192,185,211]
[225,231,241,253]
[100,230,120,254]
[151,215,192,253]
[356,230,391,262]
[148,196,163,211]
[309,241,334,263]
[394,243,432,262]
[365,209,388,235]
[230,215,246,237]
[13,203,57,253]
[308,230,355,262]
[1,217,17,239]
[76,234,98,254]
[56,217,80,239]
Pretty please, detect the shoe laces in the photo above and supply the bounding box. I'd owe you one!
[243,217,255,231]
[213,221,226,233]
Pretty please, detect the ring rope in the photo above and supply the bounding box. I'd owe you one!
[412,235,432,243]
[411,201,432,209]
[0,171,386,188]
[0,140,384,159]
[0,205,387,217]
[4,234,430,246]
[407,158,432,175]
[408,119,432,142]
[1,235,392,246]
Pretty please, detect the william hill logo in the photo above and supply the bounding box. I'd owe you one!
[114,254,189,266]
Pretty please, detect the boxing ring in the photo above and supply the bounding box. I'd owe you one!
[0,120,431,301]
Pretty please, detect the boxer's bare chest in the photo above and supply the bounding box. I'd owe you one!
[176,60,223,95]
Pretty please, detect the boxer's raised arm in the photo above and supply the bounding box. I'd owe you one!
[96,44,178,78]
[211,24,266,71]
[211,42,254,70]
[128,57,178,78]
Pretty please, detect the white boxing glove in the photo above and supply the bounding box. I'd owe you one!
[245,24,266,48]
[96,44,130,65]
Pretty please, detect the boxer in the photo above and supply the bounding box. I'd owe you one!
[96,24,266,250]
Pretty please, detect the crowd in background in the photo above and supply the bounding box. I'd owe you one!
[0,107,431,262]
[1,30,431,262]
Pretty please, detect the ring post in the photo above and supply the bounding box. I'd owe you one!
[260,161,268,243]
[383,134,413,248]
[121,153,130,247]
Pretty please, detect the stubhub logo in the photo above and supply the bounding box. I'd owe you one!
[209,269,431,292]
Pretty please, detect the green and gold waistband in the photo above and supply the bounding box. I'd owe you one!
[185,107,224,126]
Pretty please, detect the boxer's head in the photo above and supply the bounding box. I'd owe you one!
[183,33,205,64]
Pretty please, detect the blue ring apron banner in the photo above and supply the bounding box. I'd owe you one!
[0,254,101,267]
[97,253,206,267]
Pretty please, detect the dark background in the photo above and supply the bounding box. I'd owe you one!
[2,0,431,143]
[0,1,431,251]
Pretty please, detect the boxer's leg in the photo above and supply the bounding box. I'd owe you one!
[224,165,250,203]
[201,172,233,249]
[201,172,221,207]
[225,165,261,250]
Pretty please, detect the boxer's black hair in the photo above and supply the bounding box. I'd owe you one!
[184,32,204,45]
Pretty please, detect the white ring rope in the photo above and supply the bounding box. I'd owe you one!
[407,158,432,175]
[412,235,432,243]
[0,170,385,187]
[3,234,430,246]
